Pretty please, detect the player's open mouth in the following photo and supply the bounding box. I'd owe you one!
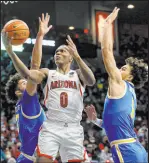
[56,56,60,60]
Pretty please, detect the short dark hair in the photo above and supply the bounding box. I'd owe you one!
[125,57,148,89]
[5,73,23,104]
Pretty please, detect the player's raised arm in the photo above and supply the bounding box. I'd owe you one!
[26,13,52,95]
[1,13,52,85]
[31,13,52,70]
[66,35,96,86]
[101,7,122,83]
[1,31,31,79]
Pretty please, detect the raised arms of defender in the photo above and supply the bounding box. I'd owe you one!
[2,13,52,95]
[101,7,125,97]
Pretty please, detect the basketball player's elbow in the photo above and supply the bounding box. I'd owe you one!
[27,72,37,84]
[28,70,44,84]
[86,76,96,86]
[30,63,40,70]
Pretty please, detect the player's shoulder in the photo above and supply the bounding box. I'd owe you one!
[24,89,37,97]
[124,81,135,90]
[125,81,136,93]
[72,69,80,75]
[49,69,57,73]
[69,69,80,77]
[74,69,79,73]
[39,68,57,79]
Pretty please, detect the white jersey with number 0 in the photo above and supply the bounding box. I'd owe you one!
[43,69,85,123]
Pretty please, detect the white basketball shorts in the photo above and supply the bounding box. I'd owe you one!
[37,119,89,162]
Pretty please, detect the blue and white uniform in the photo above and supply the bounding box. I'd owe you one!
[102,81,147,163]
[15,90,46,163]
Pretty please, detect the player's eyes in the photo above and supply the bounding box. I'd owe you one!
[56,49,65,54]
[56,50,63,53]
[22,81,26,85]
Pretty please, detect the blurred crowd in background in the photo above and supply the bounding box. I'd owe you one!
[1,6,148,163]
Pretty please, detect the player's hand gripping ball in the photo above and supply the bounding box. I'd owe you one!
[3,19,30,46]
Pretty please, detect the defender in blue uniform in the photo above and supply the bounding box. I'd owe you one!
[2,13,52,163]
[15,88,46,163]
[85,7,148,163]
[102,81,147,163]
[86,82,147,163]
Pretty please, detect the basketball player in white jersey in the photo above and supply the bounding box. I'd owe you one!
[26,21,96,162]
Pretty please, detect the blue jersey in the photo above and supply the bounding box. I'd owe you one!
[15,90,46,156]
[102,81,137,142]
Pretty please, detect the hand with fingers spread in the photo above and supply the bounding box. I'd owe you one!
[84,105,97,121]
[1,30,13,53]
[38,13,52,36]
[66,35,96,86]
[66,35,80,60]
[104,7,120,25]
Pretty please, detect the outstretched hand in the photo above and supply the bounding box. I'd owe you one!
[105,7,120,25]
[66,35,80,60]
[99,7,120,43]
[38,13,52,36]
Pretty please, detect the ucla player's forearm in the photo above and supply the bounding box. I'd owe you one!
[101,23,113,51]
[101,25,117,77]
[92,118,103,128]
[31,34,44,70]
[75,56,96,86]
[100,10,122,81]
[101,24,121,81]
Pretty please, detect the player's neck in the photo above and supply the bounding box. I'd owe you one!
[57,65,71,75]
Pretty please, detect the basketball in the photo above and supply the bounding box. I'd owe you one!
[3,19,30,46]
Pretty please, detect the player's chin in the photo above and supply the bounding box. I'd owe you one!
[55,61,60,65]
[55,60,63,66]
